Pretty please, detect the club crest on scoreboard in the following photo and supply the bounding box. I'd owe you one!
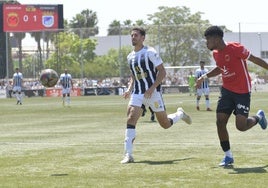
[7,13,19,27]
[42,15,54,28]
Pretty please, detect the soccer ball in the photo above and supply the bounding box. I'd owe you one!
[39,69,59,87]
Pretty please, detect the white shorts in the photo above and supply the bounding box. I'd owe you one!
[129,91,165,112]
[13,86,22,92]
[62,87,71,95]
[197,87,210,96]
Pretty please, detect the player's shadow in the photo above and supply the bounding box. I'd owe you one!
[228,165,268,174]
[135,157,193,165]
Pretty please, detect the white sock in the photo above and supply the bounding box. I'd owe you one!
[168,110,183,124]
[225,150,233,158]
[124,128,136,155]
[67,96,70,104]
[196,99,200,107]
[19,94,22,102]
[15,93,19,101]
[206,99,210,108]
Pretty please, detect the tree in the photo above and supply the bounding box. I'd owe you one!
[45,32,97,78]
[30,32,43,72]
[107,19,147,36]
[107,20,121,36]
[42,31,56,60]
[69,9,99,38]
[13,32,26,71]
[147,6,211,66]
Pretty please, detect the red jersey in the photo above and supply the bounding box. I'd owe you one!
[213,42,251,94]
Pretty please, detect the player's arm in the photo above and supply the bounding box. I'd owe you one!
[196,67,221,88]
[144,64,166,99]
[60,77,65,87]
[21,75,24,87]
[248,54,268,70]
[59,77,63,86]
[152,64,166,89]
[123,75,134,99]
[71,78,74,91]
[21,78,24,87]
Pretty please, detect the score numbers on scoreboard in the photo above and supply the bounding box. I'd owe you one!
[3,4,62,32]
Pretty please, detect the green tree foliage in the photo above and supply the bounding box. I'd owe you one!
[45,32,97,78]
[42,31,56,60]
[13,32,26,71]
[84,46,132,79]
[107,20,121,36]
[108,19,147,35]
[69,9,99,38]
[147,6,211,66]
[30,32,43,71]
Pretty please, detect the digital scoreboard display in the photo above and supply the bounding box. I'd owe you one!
[3,4,63,32]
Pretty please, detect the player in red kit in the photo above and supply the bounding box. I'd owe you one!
[196,26,268,166]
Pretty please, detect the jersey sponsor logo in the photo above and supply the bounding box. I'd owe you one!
[136,72,148,80]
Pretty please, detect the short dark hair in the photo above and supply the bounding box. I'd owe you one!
[132,27,146,36]
[200,61,205,64]
[204,26,224,38]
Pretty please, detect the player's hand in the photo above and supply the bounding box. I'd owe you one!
[123,90,131,99]
[144,88,153,99]
[195,77,203,89]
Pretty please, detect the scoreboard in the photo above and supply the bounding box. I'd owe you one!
[3,4,63,32]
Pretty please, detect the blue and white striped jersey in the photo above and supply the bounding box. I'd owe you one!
[127,46,163,94]
[60,73,72,88]
[195,68,209,89]
[13,72,23,87]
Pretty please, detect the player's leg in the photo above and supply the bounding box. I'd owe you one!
[65,88,72,105]
[196,89,202,110]
[234,92,267,131]
[155,108,192,129]
[13,87,20,104]
[217,88,234,166]
[121,94,143,164]
[204,88,211,111]
[141,104,147,117]
[13,91,18,104]
[17,87,22,104]
[148,106,155,121]
[150,91,191,128]
[13,87,19,104]
[18,91,22,104]
[66,93,70,105]
[62,91,66,106]
[217,112,234,166]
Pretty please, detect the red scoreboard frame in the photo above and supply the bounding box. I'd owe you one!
[3,4,63,32]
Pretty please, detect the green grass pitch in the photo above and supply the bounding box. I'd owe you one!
[0,92,267,188]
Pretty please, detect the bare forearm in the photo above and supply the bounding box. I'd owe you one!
[127,76,134,92]
[249,55,268,70]
[204,67,221,78]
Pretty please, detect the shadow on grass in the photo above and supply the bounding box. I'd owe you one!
[134,157,193,165]
[51,174,69,176]
[228,165,268,174]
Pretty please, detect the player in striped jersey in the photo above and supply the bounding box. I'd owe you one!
[195,61,212,111]
[12,68,23,105]
[120,27,192,164]
[60,69,73,106]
